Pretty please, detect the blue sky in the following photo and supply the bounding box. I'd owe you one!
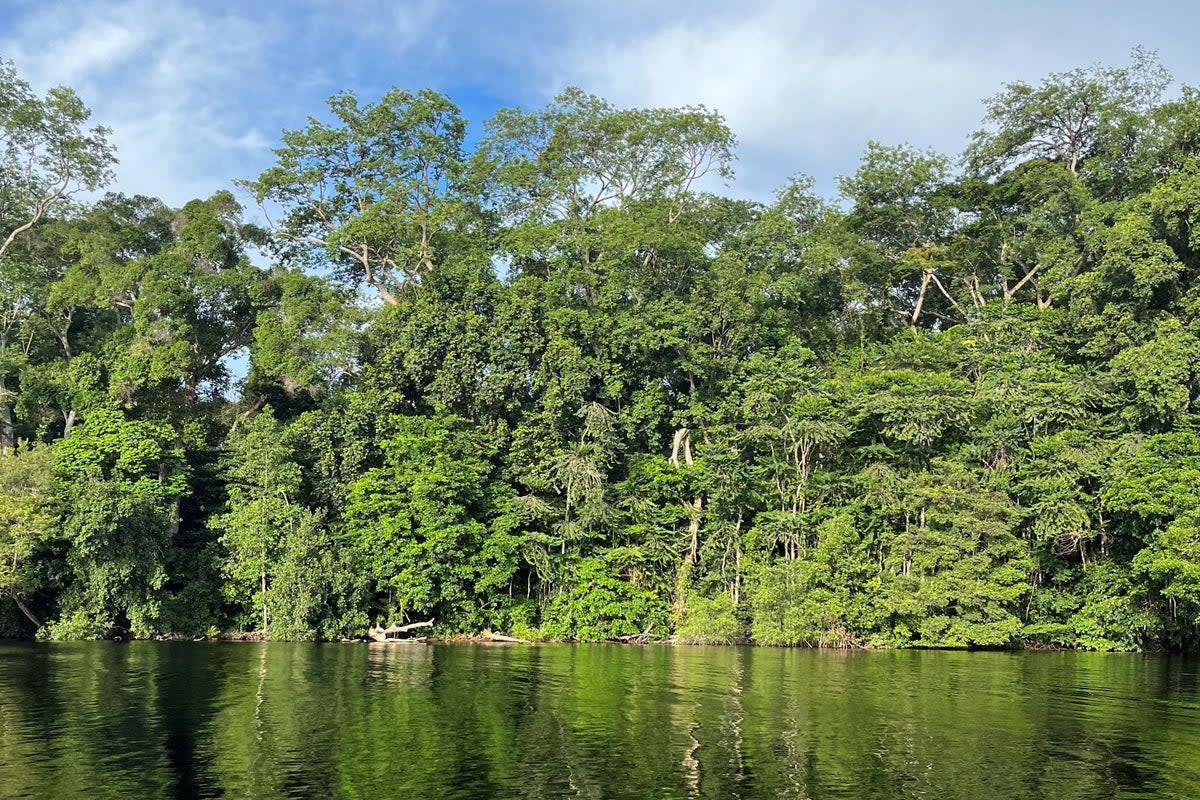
[2,0,1199,208]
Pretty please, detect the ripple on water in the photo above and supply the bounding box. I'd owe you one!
[1,643,1199,799]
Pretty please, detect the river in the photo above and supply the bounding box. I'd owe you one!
[1,642,1198,799]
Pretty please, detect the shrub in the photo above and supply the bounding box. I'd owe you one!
[673,592,742,644]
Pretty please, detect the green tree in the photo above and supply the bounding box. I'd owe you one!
[214,411,317,636]
[0,59,114,451]
[870,460,1030,647]
[49,410,188,639]
[0,59,114,259]
[0,444,52,631]
[244,88,468,305]
[345,414,522,630]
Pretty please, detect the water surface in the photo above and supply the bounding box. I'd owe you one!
[0,642,1197,799]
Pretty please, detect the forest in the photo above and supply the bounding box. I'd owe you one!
[2,49,1200,650]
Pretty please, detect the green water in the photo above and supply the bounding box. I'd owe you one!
[1,643,1198,799]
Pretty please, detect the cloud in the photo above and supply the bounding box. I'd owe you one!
[534,0,1200,199]
[534,1,1016,198]
[2,0,1199,211]
[1,0,280,205]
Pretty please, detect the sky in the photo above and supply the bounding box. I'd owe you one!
[2,0,1200,208]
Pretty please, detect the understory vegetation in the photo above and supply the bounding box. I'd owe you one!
[4,50,1200,650]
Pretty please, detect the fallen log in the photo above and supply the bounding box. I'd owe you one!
[368,619,435,642]
[613,624,657,644]
[480,630,530,644]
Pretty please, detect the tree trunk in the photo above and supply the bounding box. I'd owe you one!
[688,498,702,564]
[731,511,743,607]
[910,271,932,329]
[368,619,435,642]
[670,428,704,564]
[10,591,40,628]
[0,374,14,454]
[669,428,689,466]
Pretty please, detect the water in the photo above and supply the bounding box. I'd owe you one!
[1,643,1199,799]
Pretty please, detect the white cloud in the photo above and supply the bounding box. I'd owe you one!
[1,0,275,205]
[540,1,1020,198]
[3,0,1199,211]
[533,0,1200,199]
[30,19,149,84]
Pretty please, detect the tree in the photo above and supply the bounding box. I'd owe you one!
[482,87,734,230]
[246,268,360,408]
[213,411,303,635]
[0,59,115,259]
[872,460,1030,647]
[1104,432,1200,642]
[212,411,358,639]
[0,60,113,453]
[49,410,189,639]
[0,444,52,630]
[71,192,267,412]
[244,88,468,305]
[344,414,522,630]
[839,142,961,327]
[965,47,1169,181]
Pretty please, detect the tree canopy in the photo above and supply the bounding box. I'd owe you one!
[3,50,1200,651]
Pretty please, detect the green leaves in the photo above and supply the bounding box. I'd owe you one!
[8,52,1200,650]
[0,59,115,259]
[1109,319,1200,427]
[482,87,735,230]
[849,368,974,453]
[344,413,519,629]
[245,88,468,304]
[540,554,667,641]
[0,444,53,631]
[48,410,188,638]
[873,460,1029,648]
[965,46,1168,182]
[212,410,363,640]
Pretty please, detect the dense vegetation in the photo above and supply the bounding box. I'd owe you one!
[3,50,1200,650]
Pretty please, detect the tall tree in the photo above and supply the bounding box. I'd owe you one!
[244,88,468,305]
[0,59,114,451]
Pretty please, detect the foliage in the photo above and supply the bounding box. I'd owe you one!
[344,413,521,631]
[48,410,188,638]
[3,53,1200,650]
[540,555,668,641]
[0,445,53,632]
[673,591,742,644]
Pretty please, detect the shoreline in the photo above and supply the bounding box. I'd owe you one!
[0,633,1146,653]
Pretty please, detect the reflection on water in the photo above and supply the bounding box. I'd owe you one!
[1,642,1198,799]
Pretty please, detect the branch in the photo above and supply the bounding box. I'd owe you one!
[368,618,435,641]
[928,271,965,317]
[910,271,932,329]
[0,172,72,258]
[1003,263,1040,302]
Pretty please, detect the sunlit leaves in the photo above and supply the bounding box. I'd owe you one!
[245,88,468,303]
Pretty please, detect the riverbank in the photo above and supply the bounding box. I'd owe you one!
[114,629,1114,652]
